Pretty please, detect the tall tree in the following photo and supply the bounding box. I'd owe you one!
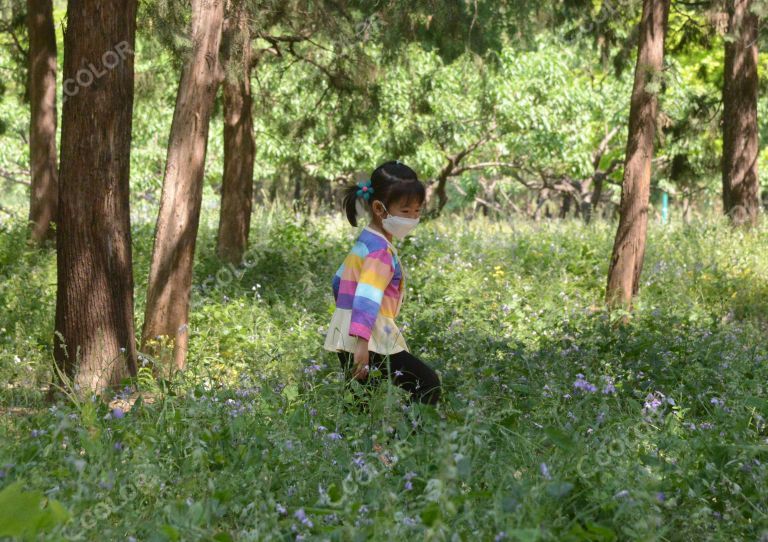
[141,0,225,371]
[26,0,58,244]
[722,0,760,227]
[54,0,138,394]
[605,0,670,311]
[216,0,255,265]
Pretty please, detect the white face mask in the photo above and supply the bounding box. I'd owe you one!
[380,203,420,239]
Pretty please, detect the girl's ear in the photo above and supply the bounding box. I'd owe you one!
[371,200,386,219]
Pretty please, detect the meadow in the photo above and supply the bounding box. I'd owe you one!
[1,206,767,541]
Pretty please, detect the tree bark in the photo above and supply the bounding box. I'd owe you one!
[216,0,255,265]
[722,0,760,227]
[606,0,670,311]
[141,0,224,372]
[54,0,138,395]
[27,0,58,244]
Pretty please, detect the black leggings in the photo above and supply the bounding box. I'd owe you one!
[337,350,441,406]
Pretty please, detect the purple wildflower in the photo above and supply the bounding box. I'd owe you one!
[540,462,552,480]
[111,407,125,419]
[596,410,606,424]
[601,376,616,395]
[327,432,342,441]
[643,391,665,416]
[352,453,365,468]
[573,374,597,393]
[294,508,313,528]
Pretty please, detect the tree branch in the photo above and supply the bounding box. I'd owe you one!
[592,126,621,170]
[0,23,29,58]
[0,168,31,187]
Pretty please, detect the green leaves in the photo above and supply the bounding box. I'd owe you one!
[420,501,441,526]
[281,382,299,403]
[545,481,574,499]
[544,426,577,451]
[0,482,70,538]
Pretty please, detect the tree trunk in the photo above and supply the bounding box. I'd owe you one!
[722,0,760,227]
[682,195,692,224]
[605,0,670,311]
[426,172,449,215]
[533,188,550,221]
[141,0,224,372]
[27,0,58,244]
[54,0,138,395]
[216,0,255,265]
[591,174,604,216]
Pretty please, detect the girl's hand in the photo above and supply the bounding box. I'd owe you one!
[353,338,370,380]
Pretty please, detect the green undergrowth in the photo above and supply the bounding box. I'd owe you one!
[0,206,767,541]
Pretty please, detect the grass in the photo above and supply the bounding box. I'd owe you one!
[0,204,767,541]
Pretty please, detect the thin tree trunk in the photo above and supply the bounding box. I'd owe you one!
[533,188,550,221]
[216,0,255,265]
[27,0,58,244]
[682,195,692,224]
[606,0,670,311]
[141,0,224,372]
[591,174,604,215]
[722,0,760,227]
[54,0,138,395]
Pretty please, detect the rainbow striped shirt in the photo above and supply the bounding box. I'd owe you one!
[323,226,408,354]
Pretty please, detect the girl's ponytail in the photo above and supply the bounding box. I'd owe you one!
[342,182,361,227]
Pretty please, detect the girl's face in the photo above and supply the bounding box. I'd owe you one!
[373,197,423,220]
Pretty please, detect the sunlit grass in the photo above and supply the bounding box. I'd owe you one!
[0,205,767,540]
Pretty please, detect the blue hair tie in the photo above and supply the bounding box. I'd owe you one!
[356,179,374,201]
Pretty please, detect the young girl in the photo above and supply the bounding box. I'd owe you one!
[323,161,441,406]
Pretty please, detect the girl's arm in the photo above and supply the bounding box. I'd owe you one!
[349,248,395,341]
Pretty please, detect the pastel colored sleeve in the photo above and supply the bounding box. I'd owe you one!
[349,248,394,341]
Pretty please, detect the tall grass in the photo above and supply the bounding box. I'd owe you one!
[1,206,766,540]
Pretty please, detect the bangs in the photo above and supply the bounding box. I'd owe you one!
[388,179,426,207]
